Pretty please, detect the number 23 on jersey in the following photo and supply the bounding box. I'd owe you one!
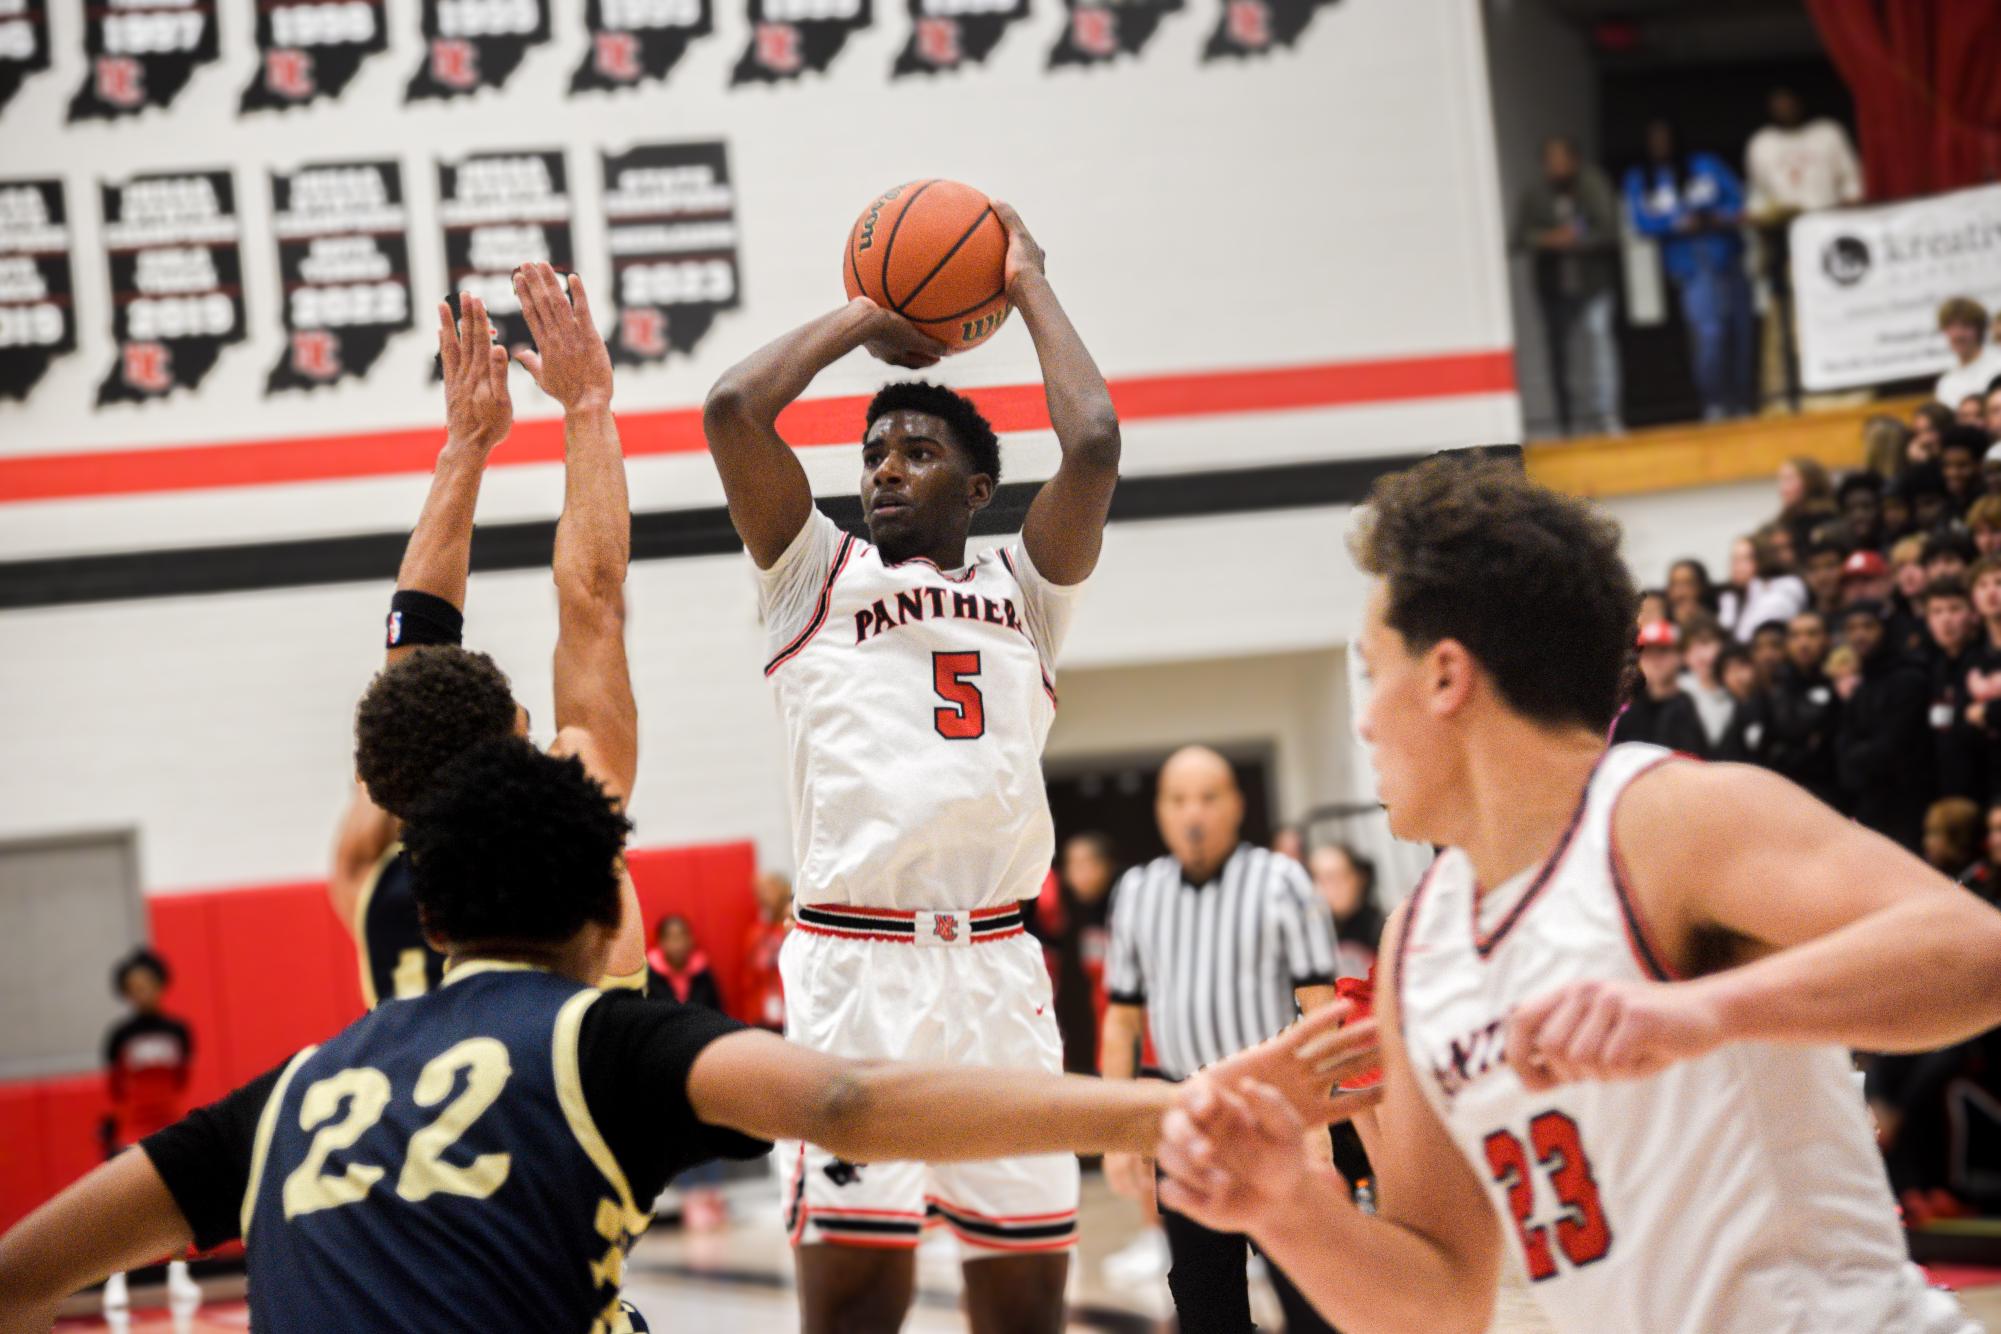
[1483,1109,1613,1281]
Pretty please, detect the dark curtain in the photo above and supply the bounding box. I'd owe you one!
[1807,0,2001,200]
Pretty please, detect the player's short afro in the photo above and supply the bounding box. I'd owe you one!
[403,737,631,948]
[866,381,1001,485]
[355,646,518,819]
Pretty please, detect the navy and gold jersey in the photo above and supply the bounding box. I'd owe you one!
[355,843,446,1007]
[241,964,651,1334]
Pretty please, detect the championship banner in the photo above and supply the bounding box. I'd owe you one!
[731,0,871,84]
[97,170,246,405]
[0,0,51,117]
[892,0,1028,76]
[267,161,414,393]
[406,0,551,102]
[1048,0,1180,68]
[240,0,392,111]
[1201,0,1337,59]
[0,178,75,402]
[68,0,219,121]
[602,141,740,366]
[1791,183,2001,392]
[572,0,713,93]
[436,149,574,366]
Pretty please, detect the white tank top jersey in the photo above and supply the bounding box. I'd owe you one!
[757,509,1082,912]
[1397,743,1974,1334]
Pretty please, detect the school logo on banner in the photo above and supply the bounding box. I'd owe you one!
[892,0,1028,76]
[601,141,740,366]
[572,0,712,93]
[266,161,414,393]
[436,149,574,369]
[240,0,391,111]
[0,178,76,401]
[1047,0,1180,67]
[730,0,870,84]
[1200,0,1337,59]
[96,170,246,405]
[69,0,220,121]
[0,0,51,118]
[406,0,551,102]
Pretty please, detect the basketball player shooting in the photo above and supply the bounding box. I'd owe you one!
[331,264,650,1000]
[703,202,1120,1332]
[1152,456,2001,1334]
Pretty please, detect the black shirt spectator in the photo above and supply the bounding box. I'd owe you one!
[1940,426,1989,519]
[1758,612,1842,809]
[1836,471,1886,553]
[1612,621,1707,752]
[646,915,724,1011]
[1921,577,1984,800]
[1033,832,1119,1076]
[1835,602,1936,852]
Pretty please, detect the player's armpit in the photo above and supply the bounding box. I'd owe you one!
[685,1029,1173,1163]
[0,1150,195,1329]
[328,781,397,940]
[1612,760,2001,1055]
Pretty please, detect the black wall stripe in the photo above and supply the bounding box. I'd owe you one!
[0,447,1519,610]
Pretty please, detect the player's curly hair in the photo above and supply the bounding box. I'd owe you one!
[354,646,519,819]
[403,737,631,947]
[1351,451,1636,731]
[866,381,1001,484]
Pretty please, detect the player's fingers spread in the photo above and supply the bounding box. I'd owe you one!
[487,343,511,396]
[566,271,593,323]
[516,349,543,381]
[438,307,461,380]
[513,269,546,337]
[465,292,492,350]
[1319,1086,1385,1125]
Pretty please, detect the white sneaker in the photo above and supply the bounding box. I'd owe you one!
[1101,1227,1169,1285]
[102,1270,129,1312]
[167,1258,202,1312]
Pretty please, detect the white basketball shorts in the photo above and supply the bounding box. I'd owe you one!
[776,903,1080,1255]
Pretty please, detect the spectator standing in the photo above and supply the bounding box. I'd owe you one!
[1935,298,2001,409]
[1678,617,1747,758]
[1307,842,1385,979]
[1626,118,1756,421]
[1099,746,1339,1334]
[1513,135,1624,437]
[647,915,724,1010]
[1757,611,1842,808]
[1744,87,1863,413]
[740,872,791,1034]
[1611,621,1706,751]
[1749,619,1789,690]
[1800,538,1849,618]
[1922,577,1984,800]
[1039,832,1120,1076]
[1836,601,1935,851]
[100,950,199,1316]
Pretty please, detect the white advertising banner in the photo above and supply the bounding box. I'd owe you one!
[1790,183,2001,391]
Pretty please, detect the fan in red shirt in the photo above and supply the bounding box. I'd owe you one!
[102,950,192,1153]
[739,872,793,1032]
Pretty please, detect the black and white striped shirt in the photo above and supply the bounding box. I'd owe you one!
[1105,843,1340,1081]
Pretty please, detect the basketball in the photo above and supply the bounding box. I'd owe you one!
[843,180,1010,353]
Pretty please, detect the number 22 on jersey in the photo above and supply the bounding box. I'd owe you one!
[1482,1109,1613,1281]
[283,1037,513,1219]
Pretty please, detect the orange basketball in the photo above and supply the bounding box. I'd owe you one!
[843,179,1010,353]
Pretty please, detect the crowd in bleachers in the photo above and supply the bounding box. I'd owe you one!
[1610,350,2001,1222]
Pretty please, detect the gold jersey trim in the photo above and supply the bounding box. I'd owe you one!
[552,989,651,1237]
[352,840,402,1010]
[240,1045,319,1243]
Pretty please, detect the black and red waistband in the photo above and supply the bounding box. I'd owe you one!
[794,902,1025,944]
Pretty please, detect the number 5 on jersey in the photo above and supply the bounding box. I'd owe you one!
[933,651,985,739]
[1482,1110,1613,1281]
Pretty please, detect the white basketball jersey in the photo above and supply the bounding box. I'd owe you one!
[757,510,1081,912]
[1398,743,1973,1334]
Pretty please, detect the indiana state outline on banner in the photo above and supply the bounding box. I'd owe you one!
[240,0,393,112]
[572,0,715,94]
[266,161,416,393]
[1048,0,1182,68]
[1201,0,1341,60]
[0,177,76,402]
[68,0,220,121]
[891,0,1030,78]
[406,0,552,101]
[96,170,247,406]
[731,0,872,84]
[0,0,51,118]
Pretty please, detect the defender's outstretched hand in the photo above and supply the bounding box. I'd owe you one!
[438,294,511,452]
[991,200,1044,297]
[1199,1002,1384,1128]
[1504,976,1726,1093]
[513,263,614,412]
[856,297,950,370]
[1157,1079,1334,1235]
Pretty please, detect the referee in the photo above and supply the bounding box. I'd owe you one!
[1101,746,1341,1334]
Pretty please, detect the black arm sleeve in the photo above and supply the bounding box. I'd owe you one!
[138,1062,287,1252]
[577,992,771,1210]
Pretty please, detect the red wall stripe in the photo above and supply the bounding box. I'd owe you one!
[0,350,1514,503]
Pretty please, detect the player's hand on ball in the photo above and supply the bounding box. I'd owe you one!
[856,299,950,369]
[1504,977,1726,1093]
[990,200,1044,296]
[1157,1080,1325,1235]
[438,294,512,453]
[513,263,614,412]
[1202,1002,1385,1128]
